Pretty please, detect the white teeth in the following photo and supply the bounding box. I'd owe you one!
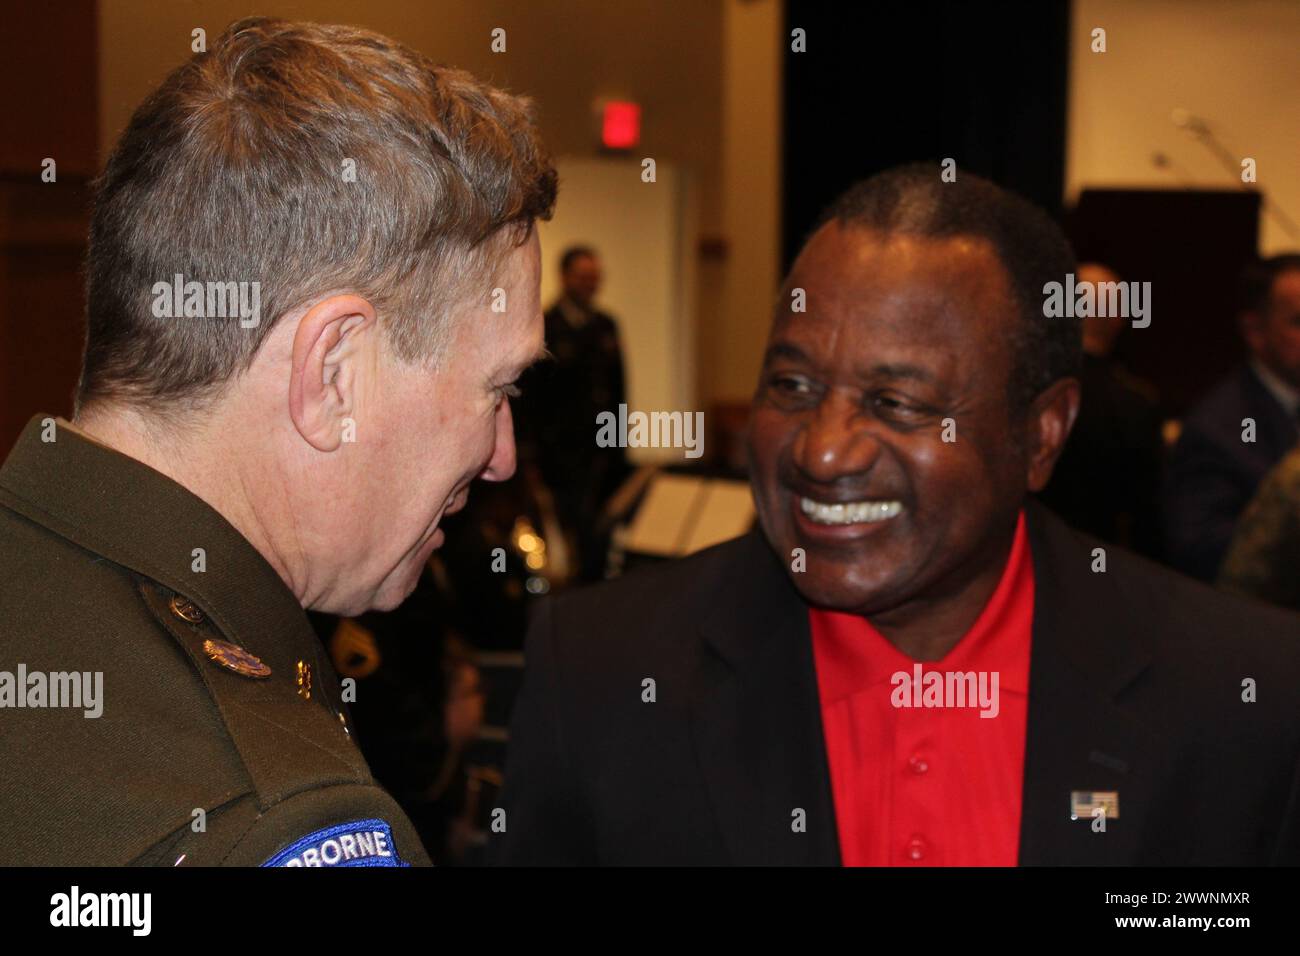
[799,497,903,525]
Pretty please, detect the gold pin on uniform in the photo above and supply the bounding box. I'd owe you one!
[203,638,272,679]
[296,660,312,700]
[169,594,204,624]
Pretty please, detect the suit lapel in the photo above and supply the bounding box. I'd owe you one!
[689,508,1172,866]
[690,532,840,865]
[1019,502,1173,865]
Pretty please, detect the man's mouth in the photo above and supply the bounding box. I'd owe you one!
[798,496,904,526]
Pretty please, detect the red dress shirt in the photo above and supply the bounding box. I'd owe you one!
[808,511,1034,866]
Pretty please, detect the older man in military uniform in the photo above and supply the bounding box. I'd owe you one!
[0,18,555,865]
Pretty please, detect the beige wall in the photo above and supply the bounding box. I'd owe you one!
[99,0,724,202]
[710,0,783,405]
[1068,0,1300,254]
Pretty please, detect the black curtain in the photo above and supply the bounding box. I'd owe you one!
[782,0,1072,269]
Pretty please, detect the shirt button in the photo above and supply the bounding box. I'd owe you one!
[908,755,929,774]
[906,837,927,861]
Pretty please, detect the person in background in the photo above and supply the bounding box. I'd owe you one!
[1164,254,1300,580]
[515,246,630,581]
[1218,443,1300,611]
[1037,262,1164,557]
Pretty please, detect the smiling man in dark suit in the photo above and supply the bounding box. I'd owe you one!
[493,164,1300,866]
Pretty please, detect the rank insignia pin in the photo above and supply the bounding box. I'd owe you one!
[1070,790,1119,820]
[296,660,312,700]
[203,638,272,679]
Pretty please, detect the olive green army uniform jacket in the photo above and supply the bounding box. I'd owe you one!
[0,416,430,866]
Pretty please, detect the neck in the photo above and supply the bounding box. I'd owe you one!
[71,402,307,604]
[863,519,1019,661]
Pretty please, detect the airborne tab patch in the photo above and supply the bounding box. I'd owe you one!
[261,818,409,867]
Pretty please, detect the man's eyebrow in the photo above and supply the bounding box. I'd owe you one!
[862,362,936,384]
[762,341,811,365]
[511,344,552,376]
[762,344,936,385]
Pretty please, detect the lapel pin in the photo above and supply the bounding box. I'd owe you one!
[203,638,272,679]
[1071,790,1119,820]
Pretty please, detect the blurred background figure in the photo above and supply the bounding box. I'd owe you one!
[1164,254,1300,579]
[1218,444,1300,611]
[514,245,630,581]
[1038,262,1165,557]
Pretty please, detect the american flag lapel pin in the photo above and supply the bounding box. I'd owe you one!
[1070,790,1120,820]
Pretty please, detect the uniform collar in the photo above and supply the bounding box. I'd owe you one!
[0,414,319,662]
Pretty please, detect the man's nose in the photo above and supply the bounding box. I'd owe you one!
[481,398,518,482]
[792,389,881,483]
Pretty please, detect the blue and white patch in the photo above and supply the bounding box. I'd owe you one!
[261,818,409,867]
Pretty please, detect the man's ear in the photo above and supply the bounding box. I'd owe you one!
[1025,377,1081,493]
[288,294,378,452]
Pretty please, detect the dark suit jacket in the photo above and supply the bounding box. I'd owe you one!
[1165,364,1299,581]
[492,502,1300,865]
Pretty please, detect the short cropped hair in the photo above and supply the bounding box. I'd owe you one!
[815,163,1080,410]
[1238,253,1300,316]
[79,17,557,411]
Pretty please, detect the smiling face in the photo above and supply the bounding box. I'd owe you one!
[352,230,545,612]
[748,222,1041,619]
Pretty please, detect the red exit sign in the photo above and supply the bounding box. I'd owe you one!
[601,100,641,150]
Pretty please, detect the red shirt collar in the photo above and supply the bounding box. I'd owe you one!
[809,510,1034,702]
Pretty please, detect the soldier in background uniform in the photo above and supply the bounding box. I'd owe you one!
[514,247,630,581]
[0,18,556,865]
[1218,444,1300,611]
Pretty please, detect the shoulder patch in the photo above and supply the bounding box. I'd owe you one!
[261,818,410,867]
